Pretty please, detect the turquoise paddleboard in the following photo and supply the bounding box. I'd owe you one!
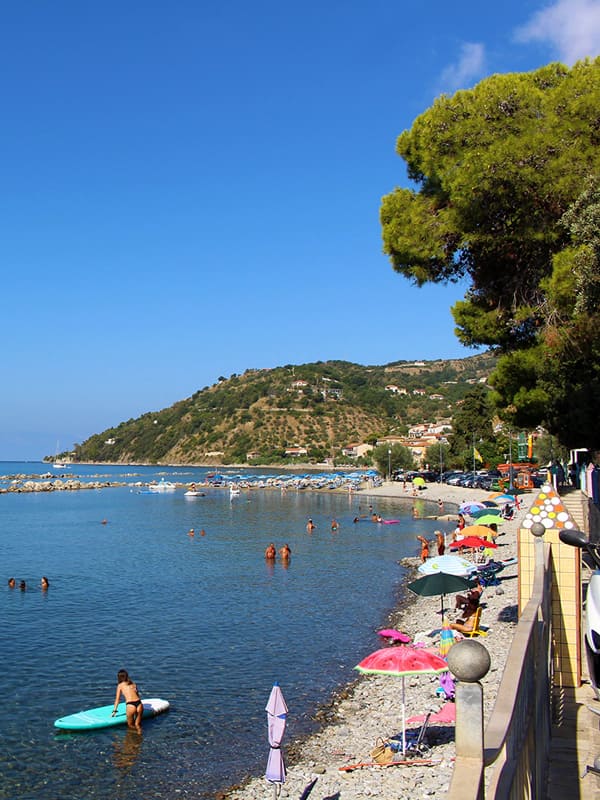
[54,697,169,731]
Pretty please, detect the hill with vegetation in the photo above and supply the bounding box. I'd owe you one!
[66,353,496,465]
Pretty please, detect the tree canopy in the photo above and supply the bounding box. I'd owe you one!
[381,59,600,448]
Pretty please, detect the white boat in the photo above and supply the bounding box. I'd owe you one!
[184,489,205,497]
[147,479,177,493]
[53,462,67,469]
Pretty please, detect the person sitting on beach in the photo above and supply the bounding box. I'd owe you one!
[112,669,144,732]
[306,518,315,533]
[8,577,15,588]
[457,513,466,531]
[435,530,445,556]
[450,613,479,635]
[279,543,291,561]
[416,535,430,562]
[41,576,49,590]
[265,543,276,560]
[454,579,483,618]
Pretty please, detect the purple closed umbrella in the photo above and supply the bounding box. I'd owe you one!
[265,683,288,795]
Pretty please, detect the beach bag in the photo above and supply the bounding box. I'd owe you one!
[370,737,395,765]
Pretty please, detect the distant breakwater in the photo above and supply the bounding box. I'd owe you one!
[0,478,126,493]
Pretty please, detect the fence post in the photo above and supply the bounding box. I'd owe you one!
[447,639,491,799]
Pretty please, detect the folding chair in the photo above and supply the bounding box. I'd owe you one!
[465,606,488,637]
[403,710,433,756]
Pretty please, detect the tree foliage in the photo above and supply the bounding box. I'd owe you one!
[381,59,600,447]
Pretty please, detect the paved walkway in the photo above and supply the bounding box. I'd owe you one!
[548,490,600,799]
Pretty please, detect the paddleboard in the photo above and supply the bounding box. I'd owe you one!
[382,519,400,525]
[54,697,169,731]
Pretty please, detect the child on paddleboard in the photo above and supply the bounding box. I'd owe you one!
[112,669,143,732]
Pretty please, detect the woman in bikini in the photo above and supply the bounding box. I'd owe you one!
[112,669,144,732]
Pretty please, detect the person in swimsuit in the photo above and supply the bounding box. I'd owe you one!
[8,577,15,588]
[41,576,49,590]
[265,543,276,560]
[279,543,291,561]
[112,669,144,732]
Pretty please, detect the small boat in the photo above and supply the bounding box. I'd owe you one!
[184,489,205,497]
[147,479,177,493]
[53,462,67,469]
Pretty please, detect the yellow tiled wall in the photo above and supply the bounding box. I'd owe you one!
[518,485,581,688]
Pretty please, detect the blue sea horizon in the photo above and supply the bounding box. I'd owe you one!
[0,462,453,799]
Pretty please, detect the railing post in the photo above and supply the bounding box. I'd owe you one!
[446,640,491,800]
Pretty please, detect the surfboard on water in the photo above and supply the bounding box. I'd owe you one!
[54,698,170,731]
[382,519,400,524]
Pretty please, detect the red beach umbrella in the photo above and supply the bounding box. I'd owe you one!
[355,646,448,754]
[450,536,498,550]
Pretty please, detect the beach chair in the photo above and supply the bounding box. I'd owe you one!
[403,710,433,756]
[465,606,488,637]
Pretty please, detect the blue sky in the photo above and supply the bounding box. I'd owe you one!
[1,0,599,459]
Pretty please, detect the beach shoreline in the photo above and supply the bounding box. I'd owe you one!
[223,481,531,800]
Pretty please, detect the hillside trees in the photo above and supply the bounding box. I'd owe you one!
[381,59,600,448]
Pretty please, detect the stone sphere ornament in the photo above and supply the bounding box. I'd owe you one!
[446,639,491,682]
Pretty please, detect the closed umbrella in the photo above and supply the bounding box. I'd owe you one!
[265,683,287,797]
[408,571,472,617]
[355,646,448,754]
[439,618,455,657]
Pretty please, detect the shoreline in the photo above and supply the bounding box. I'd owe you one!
[223,481,532,800]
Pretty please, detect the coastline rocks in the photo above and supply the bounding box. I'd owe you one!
[1,480,121,493]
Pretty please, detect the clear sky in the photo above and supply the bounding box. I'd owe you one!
[2,0,599,459]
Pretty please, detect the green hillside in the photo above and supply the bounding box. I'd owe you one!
[68,353,496,465]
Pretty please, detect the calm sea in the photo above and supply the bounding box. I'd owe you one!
[0,462,452,799]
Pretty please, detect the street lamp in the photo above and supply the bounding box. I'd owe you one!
[388,448,392,482]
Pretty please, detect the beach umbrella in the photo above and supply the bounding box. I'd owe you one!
[450,536,498,550]
[459,501,486,514]
[412,477,426,486]
[474,514,504,527]
[470,507,502,519]
[418,554,478,577]
[355,646,448,754]
[482,501,499,508]
[492,493,516,503]
[265,683,288,797]
[377,629,411,643]
[407,571,472,617]
[460,524,498,539]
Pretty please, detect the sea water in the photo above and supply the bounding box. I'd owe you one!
[0,463,451,799]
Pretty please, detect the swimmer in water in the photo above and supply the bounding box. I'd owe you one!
[41,576,50,590]
[265,543,276,560]
[306,519,315,532]
[279,543,291,561]
[331,519,339,531]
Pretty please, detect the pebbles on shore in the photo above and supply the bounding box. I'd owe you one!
[224,483,531,800]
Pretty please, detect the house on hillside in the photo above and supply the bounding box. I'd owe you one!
[246,450,261,461]
[285,446,308,458]
[341,443,374,459]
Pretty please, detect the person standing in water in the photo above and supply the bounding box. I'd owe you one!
[264,543,276,560]
[112,669,144,732]
[306,518,316,532]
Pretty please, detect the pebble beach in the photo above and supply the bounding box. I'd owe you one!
[223,481,532,800]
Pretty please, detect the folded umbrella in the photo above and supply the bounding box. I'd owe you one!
[265,683,288,792]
